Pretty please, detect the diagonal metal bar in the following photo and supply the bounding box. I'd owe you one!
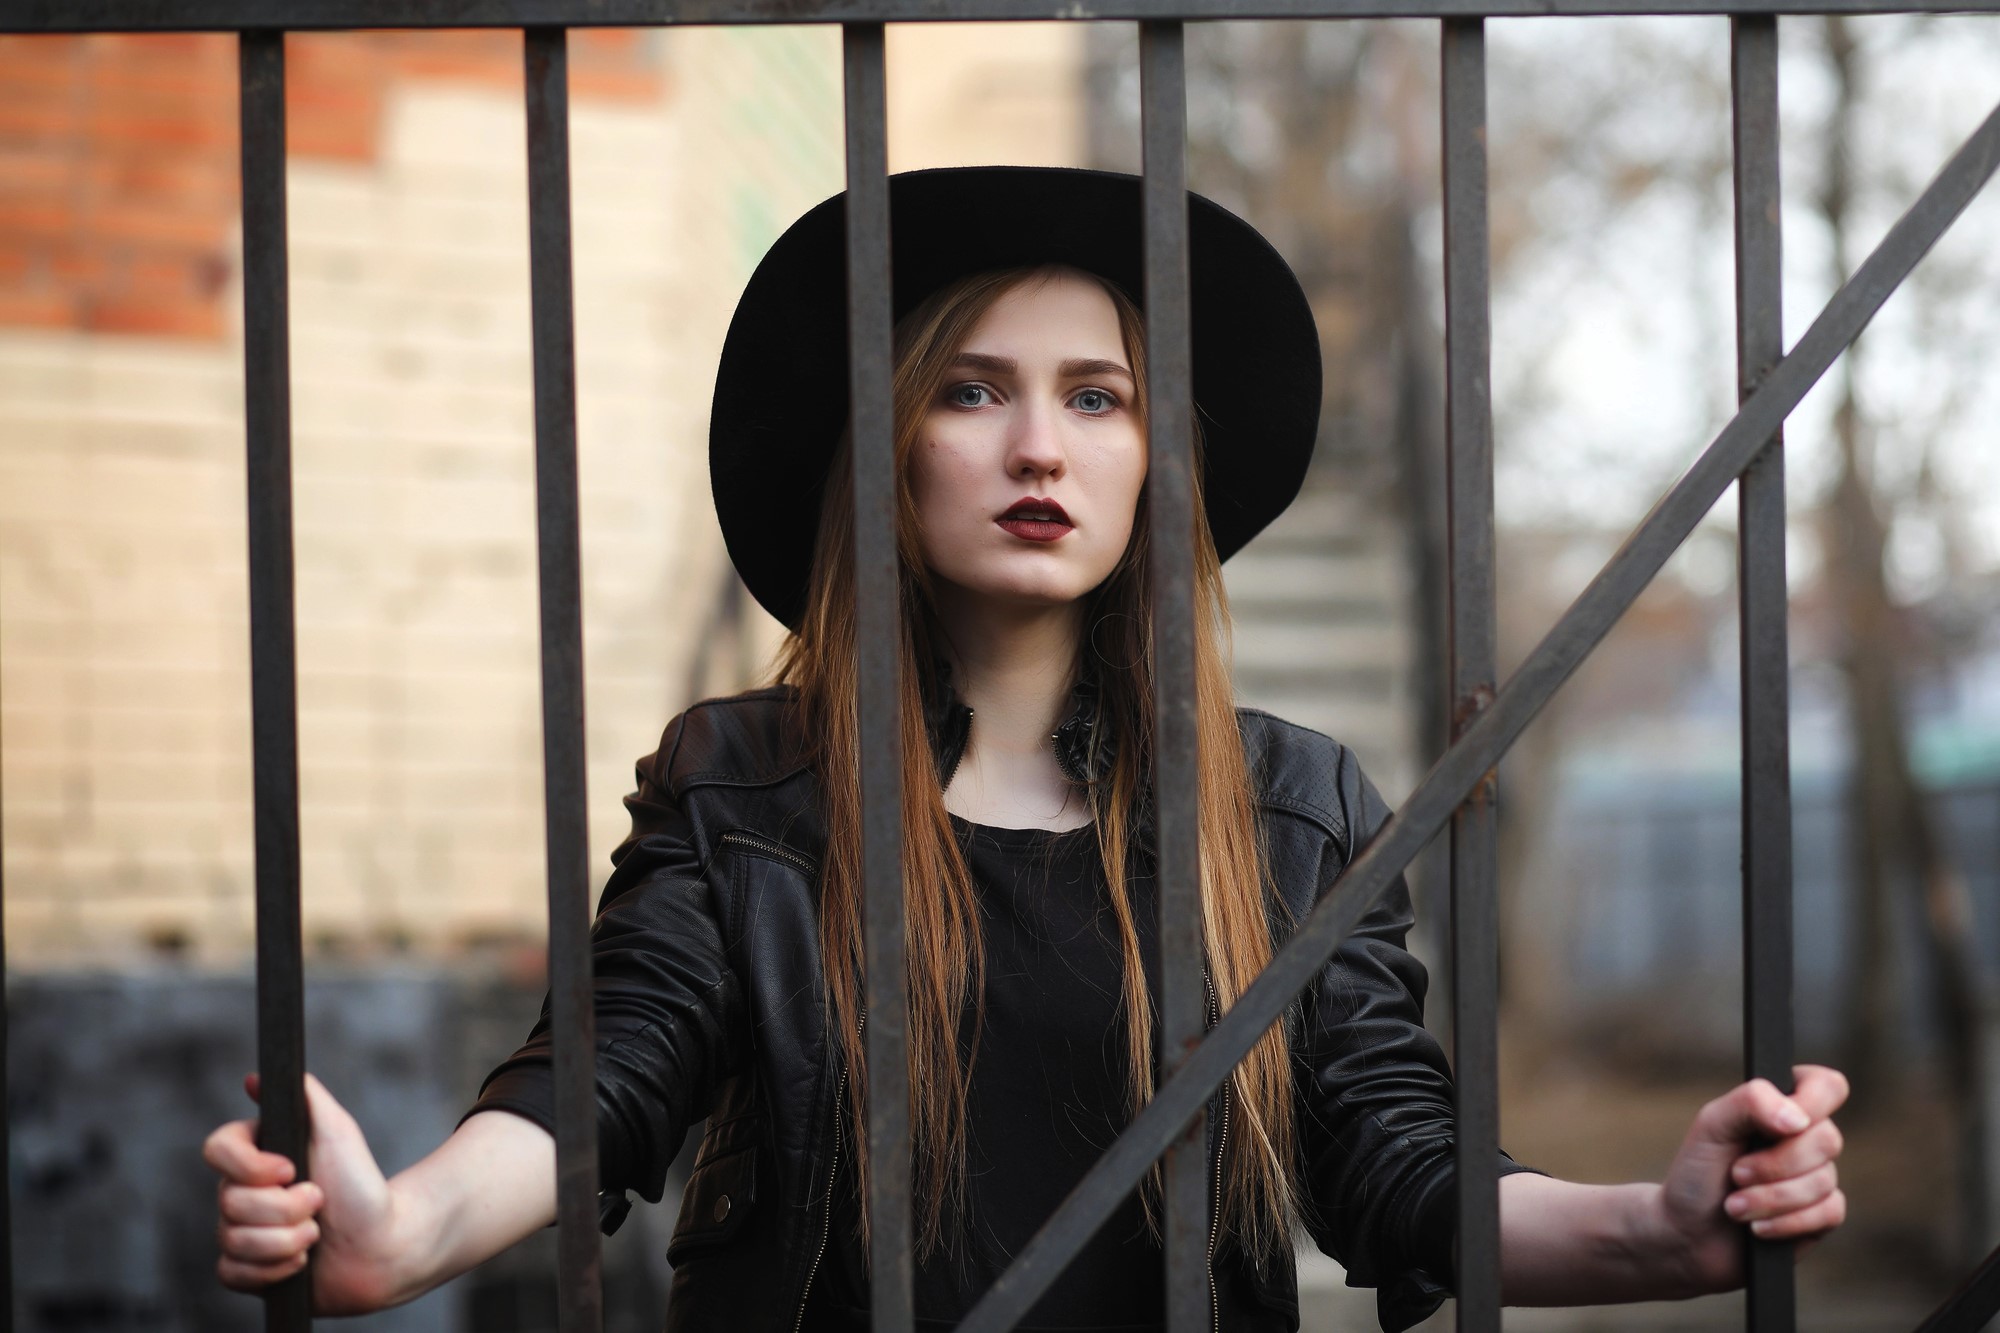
[14,0,2000,33]
[523,27,603,1333]
[958,90,2000,1333]
[238,29,311,1333]
[1912,1240,2000,1333]
[1138,19,1209,1333]
[1440,17,1500,1332]
[1730,17,1797,1332]
[841,23,912,1333]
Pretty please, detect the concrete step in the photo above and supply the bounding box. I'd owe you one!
[1223,549,1406,615]
[1231,623,1411,675]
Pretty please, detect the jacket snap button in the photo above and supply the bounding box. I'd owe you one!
[713,1194,731,1223]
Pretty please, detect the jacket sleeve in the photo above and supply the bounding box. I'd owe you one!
[460,717,745,1234]
[1289,742,1542,1332]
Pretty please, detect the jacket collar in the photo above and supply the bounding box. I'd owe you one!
[921,656,1111,789]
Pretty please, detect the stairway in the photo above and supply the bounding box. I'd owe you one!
[1224,475,1427,805]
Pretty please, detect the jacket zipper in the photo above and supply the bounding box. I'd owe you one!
[1204,969,1228,1333]
[794,1003,866,1333]
[719,829,817,879]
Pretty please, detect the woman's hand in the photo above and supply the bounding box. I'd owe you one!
[1656,1063,1850,1294]
[204,1072,414,1315]
[206,1070,559,1313]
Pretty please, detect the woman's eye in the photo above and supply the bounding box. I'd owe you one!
[1074,388,1116,414]
[948,384,991,408]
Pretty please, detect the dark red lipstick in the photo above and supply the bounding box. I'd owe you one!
[995,497,1072,542]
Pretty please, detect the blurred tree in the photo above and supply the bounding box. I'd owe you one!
[1815,14,1997,1265]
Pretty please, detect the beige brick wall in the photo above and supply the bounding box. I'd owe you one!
[1,29,849,962]
[1,26,1088,965]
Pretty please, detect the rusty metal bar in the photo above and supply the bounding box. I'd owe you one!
[1730,17,1797,1332]
[1914,1240,2000,1332]
[12,0,2000,30]
[957,91,2000,1332]
[238,27,310,1333]
[1139,20,1210,1333]
[842,22,912,1333]
[1,626,11,1330]
[524,27,603,1333]
[1441,16,1500,1330]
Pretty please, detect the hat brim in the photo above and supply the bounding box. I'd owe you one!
[709,165,1322,631]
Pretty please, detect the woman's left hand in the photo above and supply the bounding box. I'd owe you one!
[1656,1063,1850,1293]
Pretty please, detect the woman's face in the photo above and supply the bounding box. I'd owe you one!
[908,271,1147,614]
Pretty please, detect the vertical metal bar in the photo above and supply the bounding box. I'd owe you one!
[1440,17,1500,1332]
[1731,17,1797,1332]
[238,29,310,1333]
[1,654,11,1332]
[524,27,603,1333]
[842,24,911,1333]
[1139,20,1209,1333]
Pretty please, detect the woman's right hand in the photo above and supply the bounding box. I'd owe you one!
[204,1072,408,1315]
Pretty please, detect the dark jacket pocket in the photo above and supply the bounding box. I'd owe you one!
[666,1145,758,1264]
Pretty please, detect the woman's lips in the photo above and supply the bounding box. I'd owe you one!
[996,497,1071,542]
[996,517,1071,542]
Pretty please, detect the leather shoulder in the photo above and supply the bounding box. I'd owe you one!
[658,685,812,797]
[1234,706,1354,858]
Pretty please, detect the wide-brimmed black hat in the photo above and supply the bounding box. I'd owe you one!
[709,165,1322,630]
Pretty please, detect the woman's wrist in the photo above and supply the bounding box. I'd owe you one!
[1617,1181,1725,1301]
[376,1107,560,1308]
[1499,1174,1715,1306]
[375,1169,447,1307]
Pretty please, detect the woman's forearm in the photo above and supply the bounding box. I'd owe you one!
[376,1110,560,1307]
[1498,1173,1703,1306]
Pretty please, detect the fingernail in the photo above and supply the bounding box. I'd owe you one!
[1732,1162,1753,1184]
[1778,1104,1808,1133]
[1751,1219,1772,1237]
[1726,1196,1749,1219]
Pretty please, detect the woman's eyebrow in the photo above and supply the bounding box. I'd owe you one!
[1058,357,1135,383]
[949,351,1135,382]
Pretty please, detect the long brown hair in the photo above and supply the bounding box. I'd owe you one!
[770,263,1297,1267]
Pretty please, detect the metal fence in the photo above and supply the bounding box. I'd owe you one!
[3,4,1999,1333]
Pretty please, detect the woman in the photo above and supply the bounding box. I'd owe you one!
[204,167,1848,1332]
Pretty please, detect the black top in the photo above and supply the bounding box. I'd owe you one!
[802,814,1168,1332]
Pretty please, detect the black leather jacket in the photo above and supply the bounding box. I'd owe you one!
[470,679,1533,1332]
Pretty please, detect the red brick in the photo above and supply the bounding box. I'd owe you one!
[88,297,223,339]
[0,289,76,329]
[0,27,664,340]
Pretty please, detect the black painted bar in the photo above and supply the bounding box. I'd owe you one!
[1,622,11,1333]
[1138,20,1209,1333]
[10,0,2000,30]
[958,92,2000,1333]
[1729,17,1797,1332]
[1440,17,1500,1331]
[841,24,912,1333]
[238,28,311,1333]
[524,28,604,1333]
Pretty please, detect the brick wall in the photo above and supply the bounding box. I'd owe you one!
[0,26,1087,964]
[0,28,844,962]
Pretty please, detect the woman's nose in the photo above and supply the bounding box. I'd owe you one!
[1004,401,1065,479]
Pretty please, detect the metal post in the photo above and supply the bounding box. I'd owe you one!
[1139,19,1209,1333]
[1442,16,1501,1329]
[524,27,603,1333]
[238,28,310,1333]
[841,23,912,1333]
[1730,16,1797,1332]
